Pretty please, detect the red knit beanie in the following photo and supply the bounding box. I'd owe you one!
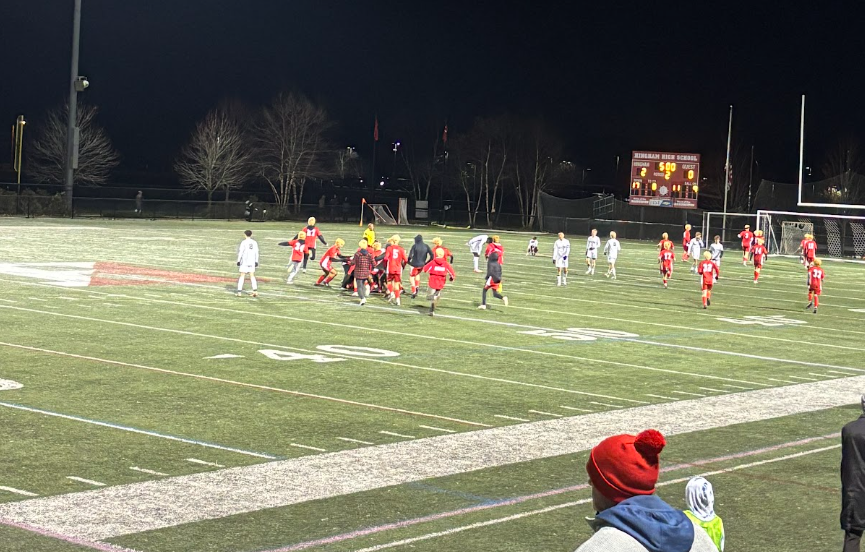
[586,429,666,504]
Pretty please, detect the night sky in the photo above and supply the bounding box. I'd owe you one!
[3,1,863,184]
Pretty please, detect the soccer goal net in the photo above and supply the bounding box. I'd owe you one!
[367,204,402,225]
[756,210,865,259]
[701,212,760,244]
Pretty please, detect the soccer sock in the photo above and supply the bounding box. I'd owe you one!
[814,296,819,307]
[702,292,707,306]
[754,270,759,281]
[482,288,488,305]
[473,257,479,271]
[250,275,257,290]
[316,274,326,284]
[302,253,309,269]
[557,274,561,285]
[325,273,336,284]
[611,268,616,277]
[394,285,401,300]
[237,275,245,291]
[493,289,503,300]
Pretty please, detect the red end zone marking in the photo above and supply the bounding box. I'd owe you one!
[90,262,254,286]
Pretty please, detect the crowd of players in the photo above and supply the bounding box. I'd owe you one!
[234,217,826,314]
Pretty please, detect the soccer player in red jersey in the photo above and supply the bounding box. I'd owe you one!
[422,248,456,316]
[751,237,768,284]
[431,237,454,263]
[682,224,692,261]
[477,251,508,309]
[697,251,720,309]
[299,217,327,273]
[659,242,675,288]
[278,231,308,284]
[805,258,825,314]
[485,235,504,264]
[802,233,818,267]
[737,225,754,265]
[657,232,673,252]
[407,235,433,298]
[315,238,346,287]
[383,235,408,305]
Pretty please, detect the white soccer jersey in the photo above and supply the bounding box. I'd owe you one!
[553,239,571,260]
[709,242,724,263]
[688,237,704,259]
[237,238,259,272]
[467,234,488,254]
[604,239,621,260]
[586,236,600,259]
[527,239,539,250]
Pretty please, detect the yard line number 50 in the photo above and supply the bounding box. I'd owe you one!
[517,328,639,341]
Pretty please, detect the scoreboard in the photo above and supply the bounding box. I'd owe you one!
[629,151,700,209]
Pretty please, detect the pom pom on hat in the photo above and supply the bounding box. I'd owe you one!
[634,429,666,460]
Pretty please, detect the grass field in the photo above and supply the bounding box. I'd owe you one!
[0,217,864,552]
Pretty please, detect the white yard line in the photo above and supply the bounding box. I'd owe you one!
[379,431,416,439]
[644,394,678,400]
[337,437,376,446]
[0,340,489,428]
[129,467,169,476]
[671,390,705,397]
[349,443,841,552]
[787,375,821,381]
[66,476,106,487]
[0,486,38,497]
[810,373,839,379]
[527,410,562,418]
[698,388,728,393]
[559,406,594,412]
[418,426,457,434]
[0,401,277,460]
[720,384,753,390]
[185,458,225,468]
[290,443,327,452]
[493,415,530,422]
[588,401,623,408]
[767,378,798,384]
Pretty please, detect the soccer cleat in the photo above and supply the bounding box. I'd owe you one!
[707,298,711,306]
[251,291,258,297]
[663,282,668,288]
[359,299,366,306]
[605,272,610,278]
[753,279,758,284]
[351,292,359,297]
[503,296,509,307]
[703,305,707,309]
[813,308,818,314]
[805,302,813,310]
[585,268,591,275]
[477,304,487,310]
[235,291,243,297]
[473,269,481,273]
[302,268,307,273]
[411,293,417,299]
[395,298,400,306]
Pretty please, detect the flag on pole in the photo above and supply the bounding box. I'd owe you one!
[373,117,379,142]
[362,198,366,204]
[442,124,448,145]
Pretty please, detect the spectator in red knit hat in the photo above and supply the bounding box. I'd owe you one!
[574,429,716,552]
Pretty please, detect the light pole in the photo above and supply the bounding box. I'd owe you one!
[64,0,83,214]
[391,141,400,186]
[13,115,26,213]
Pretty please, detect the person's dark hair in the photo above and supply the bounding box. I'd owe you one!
[244,230,252,237]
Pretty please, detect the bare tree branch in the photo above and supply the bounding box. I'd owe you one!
[28,103,120,186]
[174,109,250,208]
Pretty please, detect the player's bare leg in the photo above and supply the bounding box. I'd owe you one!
[250,273,258,297]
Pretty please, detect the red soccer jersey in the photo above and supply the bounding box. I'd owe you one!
[385,245,408,273]
[288,239,306,262]
[319,245,342,270]
[682,230,691,249]
[738,230,754,248]
[658,239,673,251]
[808,266,825,291]
[304,226,322,249]
[422,258,456,290]
[697,259,719,286]
[800,238,808,251]
[659,249,675,267]
[752,244,767,263]
[804,239,818,258]
[433,245,452,262]
[485,242,504,264]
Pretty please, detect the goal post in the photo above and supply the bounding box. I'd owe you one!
[701,212,759,245]
[366,203,404,225]
[757,209,865,259]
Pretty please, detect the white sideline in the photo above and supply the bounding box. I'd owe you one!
[0,375,859,541]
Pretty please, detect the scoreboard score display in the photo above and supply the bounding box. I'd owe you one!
[629,151,701,209]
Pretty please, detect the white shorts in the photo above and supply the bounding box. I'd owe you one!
[239,264,256,274]
[586,249,598,260]
[555,258,569,269]
[607,256,618,264]
[470,245,483,255]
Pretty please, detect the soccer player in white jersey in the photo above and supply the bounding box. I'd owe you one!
[526,237,539,256]
[236,230,259,297]
[688,232,705,273]
[585,229,601,275]
[553,232,571,286]
[709,235,724,274]
[603,231,621,279]
[466,234,488,273]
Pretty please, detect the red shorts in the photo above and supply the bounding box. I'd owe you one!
[660,264,672,275]
[742,244,751,252]
[320,258,332,272]
[805,254,815,263]
[754,259,763,269]
[809,286,822,296]
[701,283,713,291]
[484,277,502,290]
[387,273,402,283]
[410,267,422,277]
